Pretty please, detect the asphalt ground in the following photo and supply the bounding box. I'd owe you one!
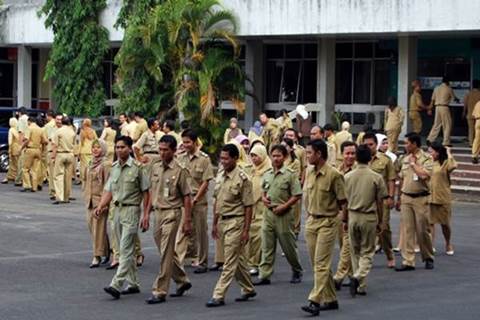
[0,177,479,320]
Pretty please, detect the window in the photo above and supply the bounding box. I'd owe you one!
[265,43,317,104]
[335,41,397,105]
[103,48,119,100]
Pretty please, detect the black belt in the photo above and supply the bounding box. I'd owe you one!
[144,151,158,154]
[114,201,138,207]
[309,214,334,219]
[221,215,243,220]
[57,151,71,153]
[435,104,449,107]
[402,191,430,198]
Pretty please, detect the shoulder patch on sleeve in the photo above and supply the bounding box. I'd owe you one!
[239,171,248,180]
[200,151,209,158]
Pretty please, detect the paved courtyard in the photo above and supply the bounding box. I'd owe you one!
[0,178,479,320]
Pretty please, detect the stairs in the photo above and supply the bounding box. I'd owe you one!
[447,146,480,199]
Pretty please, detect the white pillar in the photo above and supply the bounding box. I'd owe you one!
[397,36,417,137]
[17,46,32,108]
[245,40,264,129]
[317,38,336,126]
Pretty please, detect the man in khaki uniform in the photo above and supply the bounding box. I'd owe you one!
[15,107,29,186]
[310,125,336,167]
[333,141,356,290]
[52,117,76,204]
[94,136,151,299]
[384,97,405,153]
[260,113,280,151]
[119,113,129,136]
[427,77,457,146]
[254,144,303,285]
[463,79,480,147]
[163,120,182,146]
[133,118,161,172]
[177,129,214,274]
[134,112,148,142]
[45,114,63,200]
[334,122,353,165]
[396,132,435,271]
[471,101,480,163]
[363,132,397,268]
[344,144,388,296]
[125,114,139,142]
[409,80,426,134]
[144,135,193,304]
[301,139,346,316]
[21,117,47,192]
[206,144,256,307]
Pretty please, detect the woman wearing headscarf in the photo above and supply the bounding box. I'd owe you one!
[247,143,272,275]
[100,117,117,162]
[83,139,111,268]
[223,117,243,144]
[428,142,457,255]
[2,118,21,184]
[79,118,98,184]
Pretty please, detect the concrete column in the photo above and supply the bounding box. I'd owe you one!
[397,36,418,136]
[244,40,264,129]
[317,38,336,126]
[17,46,32,108]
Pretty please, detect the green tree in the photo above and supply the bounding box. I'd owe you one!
[40,0,109,116]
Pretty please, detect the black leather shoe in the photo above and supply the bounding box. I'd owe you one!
[69,197,76,201]
[425,259,434,270]
[235,291,257,302]
[350,277,359,298]
[170,282,192,297]
[206,298,225,307]
[49,196,56,201]
[319,301,339,311]
[121,286,140,295]
[103,286,120,299]
[146,295,166,304]
[334,279,342,291]
[290,271,302,284]
[357,291,367,296]
[101,256,110,265]
[209,263,223,271]
[253,278,271,286]
[395,265,415,272]
[194,266,208,274]
[473,157,479,164]
[20,188,31,192]
[301,301,320,316]
[89,261,100,268]
[37,185,42,191]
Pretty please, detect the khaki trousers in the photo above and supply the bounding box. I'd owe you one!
[259,209,302,280]
[472,119,480,158]
[79,153,92,184]
[212,216,254,300]
[87,208,109,257]
[427,106,452,145]
[386,128,401,153]
[304,215,338,304]
[467,117,475,146]
[152,208,189,297]
[175,205,203,266]
[400,194,434,266]
[293,201,302,235]
[247,201,264,268]
[334,216,352,282]
[47,152,56,197]
[214,238,225,264]
[53,153,74,201]
[22,148,41,191]
[409,111,422,134]
[110,206,141,291]
[6,153,18,181]
[348,212,377,291]
[193,202,209,267]
[378,204,394,261]
[15,150,25,185]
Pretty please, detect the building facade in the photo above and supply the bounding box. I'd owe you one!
[2,0,480,136]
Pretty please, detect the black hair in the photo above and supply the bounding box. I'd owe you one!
[341,141,357,153]
[119,112,127,118]
[61,117,70,125]
[362,132,378,144]
[222,143,239,159]
[307,139,328,160]
[285,128,299,139]
[282,138,297,160]
[271,144,288,157]
[134,111,143,118]
[104,117,113,128]
[405,132,421,148]
[28,116,36,123]
[430,141,448,165]
[356,144,372,164]
[387,96,397,107]
[115,135,133,147]
[442,76,449,84]
[160,134,177,150]
[180,120,190,130]
[164,119,176,131]
[323,123,334,132]
[147,118,157,129]
[181,128,198,142]
[18,106,27,114]
[46,110,54,117]
[55,112,63,118]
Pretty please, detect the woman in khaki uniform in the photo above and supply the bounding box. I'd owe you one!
[247,143,271,276]
[79,119,98,184]
[83,139,111,268]
[100,118,117,162]
[2,118,21,184]
[428,142,457,256]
